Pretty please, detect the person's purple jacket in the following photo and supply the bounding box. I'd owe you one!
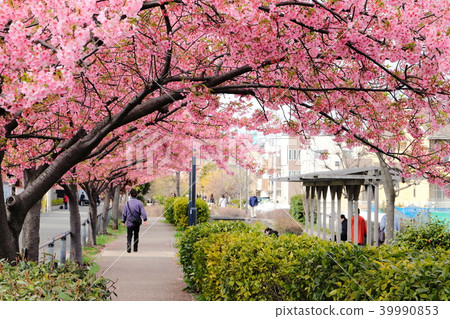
[122,198,147,227]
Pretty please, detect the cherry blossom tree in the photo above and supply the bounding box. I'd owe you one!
[0,0,449,261]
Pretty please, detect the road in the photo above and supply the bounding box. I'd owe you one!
[36,205,93,261]
[39,205,91,243]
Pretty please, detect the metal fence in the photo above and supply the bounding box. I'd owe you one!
[39,211,110,263]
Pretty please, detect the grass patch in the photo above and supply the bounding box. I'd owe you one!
[82,223,127,264]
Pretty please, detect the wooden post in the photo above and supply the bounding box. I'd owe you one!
[374,184,380,246]
[336,186,343,243]
[321,187,328,240]
[305,186,310,235]
[352,185,361,245]
[366,184,373,247]
[330,187,336,242]
[346,185,355,244]
[310,187,316,235]
[316,187,322,238]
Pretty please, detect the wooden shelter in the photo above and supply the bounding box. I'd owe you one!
[275,166,402,246]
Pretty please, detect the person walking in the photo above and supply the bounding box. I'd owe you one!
[63,194,69,209]
[208,194,215,209]
[122,189,148,253]
[218,194,227,208]
[249,194,258,218]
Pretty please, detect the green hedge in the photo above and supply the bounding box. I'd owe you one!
[289,194,304,222]
[164,197,210,228]
[163,197,176,224]
[177,221,260,291]
[52,198,64,206]
[393,217,450,250]
[177,222,450,301]
[0,260,114,300]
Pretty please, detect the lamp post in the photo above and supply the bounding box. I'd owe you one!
[188,155,197,226]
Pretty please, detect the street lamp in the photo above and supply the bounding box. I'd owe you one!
[188,154,197,226]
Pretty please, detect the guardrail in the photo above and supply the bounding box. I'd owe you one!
[39,211,110,263]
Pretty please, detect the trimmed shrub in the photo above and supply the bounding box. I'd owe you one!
[172,197,210,228]
[289,194,304,222]
[163,197,176,224]
[154,194,166,205]
[230,198,245,207]
[178,222,450,301]
[177,220,258,291]
[51,198,63,206]
[393,217,450,251]
[0,260,114,300]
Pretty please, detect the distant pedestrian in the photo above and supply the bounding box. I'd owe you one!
[122,189,148,253]
[79,192,86,206]
[249,194,258,218]
[340,214,347,241]
[379,214,400,245]
[208,194,215,209]
[218,194,227,208]
[63,194,69,209]
[351,209,367,245]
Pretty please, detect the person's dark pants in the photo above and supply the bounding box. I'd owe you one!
[127,224,141,252]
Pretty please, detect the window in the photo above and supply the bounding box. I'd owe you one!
[293,149,297,160]
[288,149,292,161]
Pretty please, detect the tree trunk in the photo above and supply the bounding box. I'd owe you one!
[81,183,98,246]
[87,190,98,246]
[21,201,41,262]
[377,153,396,243]
[175,171,180,197]
[99,186,112,235]
[62,183,83,264]
[21,166,47,262]
[111,184,121,230]
[0,151,18,262]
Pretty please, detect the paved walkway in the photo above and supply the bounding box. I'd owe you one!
[96,217,194,301]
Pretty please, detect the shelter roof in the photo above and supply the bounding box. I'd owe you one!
[274,166,402,187]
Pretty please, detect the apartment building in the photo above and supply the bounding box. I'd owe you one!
[256,134,350,205]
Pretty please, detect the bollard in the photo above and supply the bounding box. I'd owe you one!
[60,236,67,263]
[46,242,55,263]
[81,221,87,247]
[97,214,101,235]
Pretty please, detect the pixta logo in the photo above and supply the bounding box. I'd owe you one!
[125,131,175,175]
